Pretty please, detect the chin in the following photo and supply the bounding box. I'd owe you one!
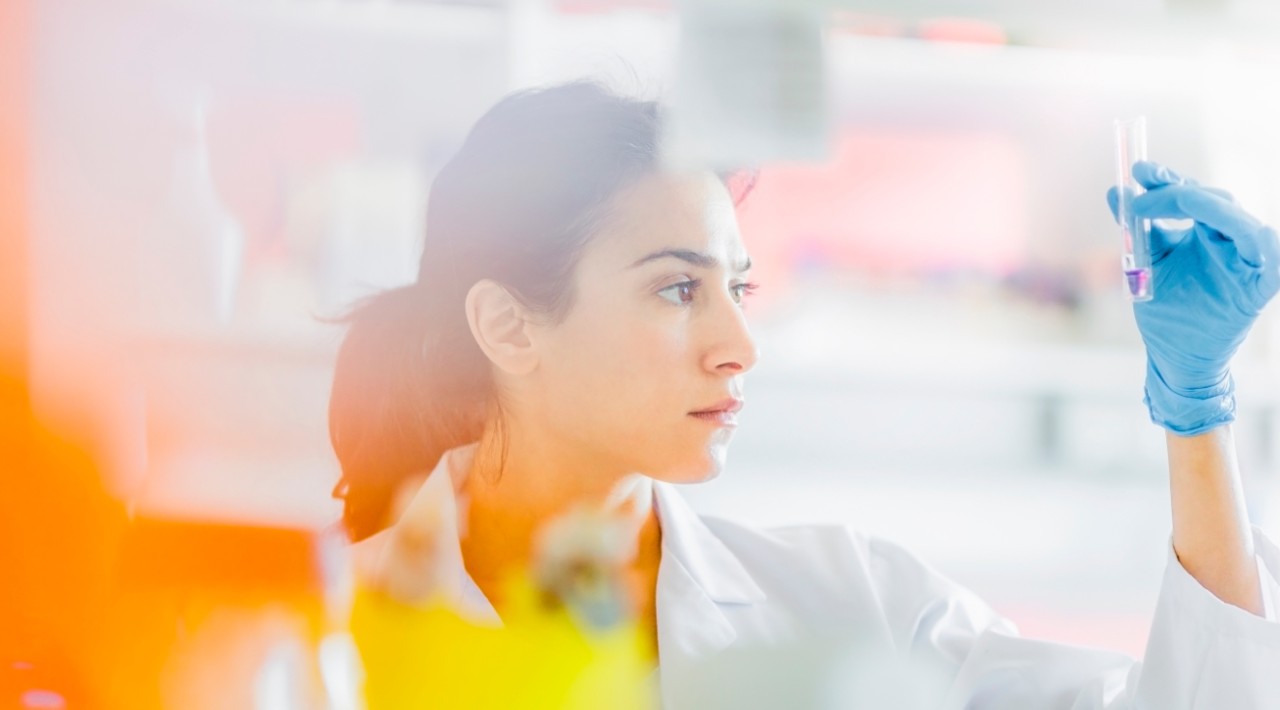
[651,444,730,484]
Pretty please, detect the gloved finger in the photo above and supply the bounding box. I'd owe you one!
[1107,185,1184,261]
[1106,186,1120,223]
[1107,183,1231,223]
[1256,226,1280,299]
[1196,225,1247,278]
[1132,160,1189,190]
[1131,161,1236,202]
[1194,226,1278,310]
[1131,185,1266,265]
[1148,222,1187,262]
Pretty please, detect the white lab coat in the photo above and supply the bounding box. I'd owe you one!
[356,442,1280,709]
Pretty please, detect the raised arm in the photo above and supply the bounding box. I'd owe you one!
[1109,161,1280,615]
[1167,427,1261,614]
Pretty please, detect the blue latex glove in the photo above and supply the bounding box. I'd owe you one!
[1106,161,1280,436]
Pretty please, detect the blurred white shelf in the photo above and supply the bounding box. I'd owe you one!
[761,326,1280,405]
[134,450,342,529]
[728,289,1280,478]
[141,0,507,43]
[130,324,343,365]
[823,0,1280,38]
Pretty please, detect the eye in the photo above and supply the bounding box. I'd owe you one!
[731,281,760,305]
[657,279,701,306]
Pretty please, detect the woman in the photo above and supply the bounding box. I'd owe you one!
[329,81,1280,708]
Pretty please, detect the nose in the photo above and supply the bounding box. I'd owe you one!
[702,293,760,376]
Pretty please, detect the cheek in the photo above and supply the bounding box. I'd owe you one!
[539,298,690,425]
[563,311,686,400]
[540,310,730,481]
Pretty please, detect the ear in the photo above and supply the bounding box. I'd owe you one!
[464,279,538,376]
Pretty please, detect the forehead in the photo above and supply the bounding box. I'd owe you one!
[587,171,746,268]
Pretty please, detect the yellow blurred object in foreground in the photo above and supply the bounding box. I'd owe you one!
[350,573,655,709]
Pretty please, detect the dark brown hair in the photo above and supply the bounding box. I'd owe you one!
[328,80,755,541]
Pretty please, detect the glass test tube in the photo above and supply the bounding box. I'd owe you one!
[1114,117,1154,302]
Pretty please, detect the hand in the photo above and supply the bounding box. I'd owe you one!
[1106,161,1280,434]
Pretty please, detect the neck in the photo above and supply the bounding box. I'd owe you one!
[458,420,662,597]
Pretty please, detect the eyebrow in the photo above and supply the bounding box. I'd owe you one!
[628,248,752,274]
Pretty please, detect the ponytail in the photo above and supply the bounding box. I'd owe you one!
[328,284,487,542]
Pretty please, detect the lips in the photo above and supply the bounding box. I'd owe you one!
[690,398,744,415]
[689,398,744,428]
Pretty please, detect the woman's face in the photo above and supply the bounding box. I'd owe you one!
[527,170,759,483]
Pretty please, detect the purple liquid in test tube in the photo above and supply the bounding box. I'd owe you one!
[1115,117,1154,302]
[1124,268,1149,297]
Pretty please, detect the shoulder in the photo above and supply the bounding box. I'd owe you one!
[700,515,951,598]
[700,515,1005,645]
[701,516,870,581]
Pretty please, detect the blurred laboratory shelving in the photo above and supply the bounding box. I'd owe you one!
[31,0,1280,516]
[26,0,1280,657]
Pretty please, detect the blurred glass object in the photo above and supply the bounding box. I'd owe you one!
[139,89,245,330]
[351,503,655,709]
[19,689,66,709]
[110,517,358,709]
[284,162,428,313]
[666,0,829,169]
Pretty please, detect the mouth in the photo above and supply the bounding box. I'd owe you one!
[688,398,744,428]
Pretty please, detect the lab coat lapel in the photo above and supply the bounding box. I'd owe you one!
[356,442,502,625]
[365,453,771,665]
[652,482,766,691]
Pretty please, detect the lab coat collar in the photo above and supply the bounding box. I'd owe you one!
[652,481,766,606]
[651,481,766,707]
[380,444,768,630]
[439,441,766,607]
